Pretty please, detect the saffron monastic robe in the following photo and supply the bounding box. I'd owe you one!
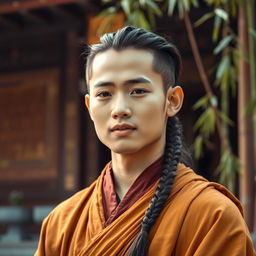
[35,163,255,256]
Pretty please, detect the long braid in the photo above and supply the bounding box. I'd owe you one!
[128,116,182,256]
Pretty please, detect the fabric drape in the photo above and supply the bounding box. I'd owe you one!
[35,164,255,256]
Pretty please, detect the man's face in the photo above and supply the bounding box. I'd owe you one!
[86,48,174,156]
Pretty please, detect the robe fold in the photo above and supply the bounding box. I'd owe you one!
[35,163,255,256]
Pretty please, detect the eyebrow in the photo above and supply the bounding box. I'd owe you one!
[93,77,151,88]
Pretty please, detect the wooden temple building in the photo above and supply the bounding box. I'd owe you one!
[0,0,253,254]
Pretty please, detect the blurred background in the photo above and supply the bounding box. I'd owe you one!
[0,0,255,255]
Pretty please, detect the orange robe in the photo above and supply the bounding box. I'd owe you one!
[35,164,255,256]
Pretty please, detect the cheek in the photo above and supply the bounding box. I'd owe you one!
[90,101,107,121]
[138,104,167,131]
[91,104,112,137]
[141,99,167,120]
[92,112,107,132]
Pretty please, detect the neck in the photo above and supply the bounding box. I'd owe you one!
[111,148,164,200]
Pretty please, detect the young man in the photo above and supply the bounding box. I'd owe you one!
[35,26,255,255]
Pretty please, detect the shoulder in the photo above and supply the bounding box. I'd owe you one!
[44,179,98,226]
[188,184,244,223]
[171,165,247,233]
[175,165,244,221]
[174,178,254,255]
[179,181,251,244]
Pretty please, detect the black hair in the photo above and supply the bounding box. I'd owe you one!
[84,26,193,255]
[85,26,180,93]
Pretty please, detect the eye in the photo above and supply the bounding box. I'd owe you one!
[96,91,111,98]
[130,89,148,95]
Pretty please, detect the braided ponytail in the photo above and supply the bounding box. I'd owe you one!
[128,116,182,256]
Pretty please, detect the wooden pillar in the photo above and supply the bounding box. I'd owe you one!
[238,5,255,233]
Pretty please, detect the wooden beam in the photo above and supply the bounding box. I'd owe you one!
[0,15,19,28]
[48,6,77,19]
[0,0,88,14]
[18,10,46,24]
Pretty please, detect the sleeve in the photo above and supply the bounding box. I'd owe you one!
[175,186,256,256]
[34,211,62,256]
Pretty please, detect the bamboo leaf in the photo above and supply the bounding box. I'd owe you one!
[146,0,162,16]
[193,111,207,132]
[218,60,229,92]
[206,107,215,136]
[193,107,215,138]
[146,4,156,28]
[194,12,214,27]
[139,0,147,7]
[191,0,199,7]
[121,0,131,15]
[194,135,204,159]
[182,0,190,11]
[193,96,208,110]
[230,0,238,17]
[136,10,151,30]
[212,15,221,41]
[215,8,228,21]
[214,35,233,54]
[219,151,240,191]
[127,12,136,26]
[218,111,234,126]
[167,0,177,16]
[178,0,185,17]
[216,56,230,80]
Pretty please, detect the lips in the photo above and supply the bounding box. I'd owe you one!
[110,123,136,132]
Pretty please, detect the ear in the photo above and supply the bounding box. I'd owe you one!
[166,86,184,117]
[85,94,93,121]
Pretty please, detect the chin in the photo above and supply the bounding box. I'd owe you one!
[111,146,138,155]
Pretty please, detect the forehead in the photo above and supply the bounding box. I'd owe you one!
[89,48,156,82]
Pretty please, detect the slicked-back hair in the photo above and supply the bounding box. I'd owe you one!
[84,26,193,256]
[85,26,180,92]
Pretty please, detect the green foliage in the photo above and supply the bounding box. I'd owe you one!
[99,0,164,29]
[120,0,131,15]
[167,0,177,15]
[167,0,198,17]
[194,135,204,159]
[218,111,234,126]
[219,151,240,192]
[194,12,214,27]
[192,95,209,110]
[214,35,234,54]
[193,106,215,139]
[215,8,228,21]
[216,56,230,80]
[212,15,222,41]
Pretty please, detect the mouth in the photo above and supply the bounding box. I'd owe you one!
[110,124,136,136]
[110,123,136,132]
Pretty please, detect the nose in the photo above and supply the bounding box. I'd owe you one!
[111,95,132,119]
